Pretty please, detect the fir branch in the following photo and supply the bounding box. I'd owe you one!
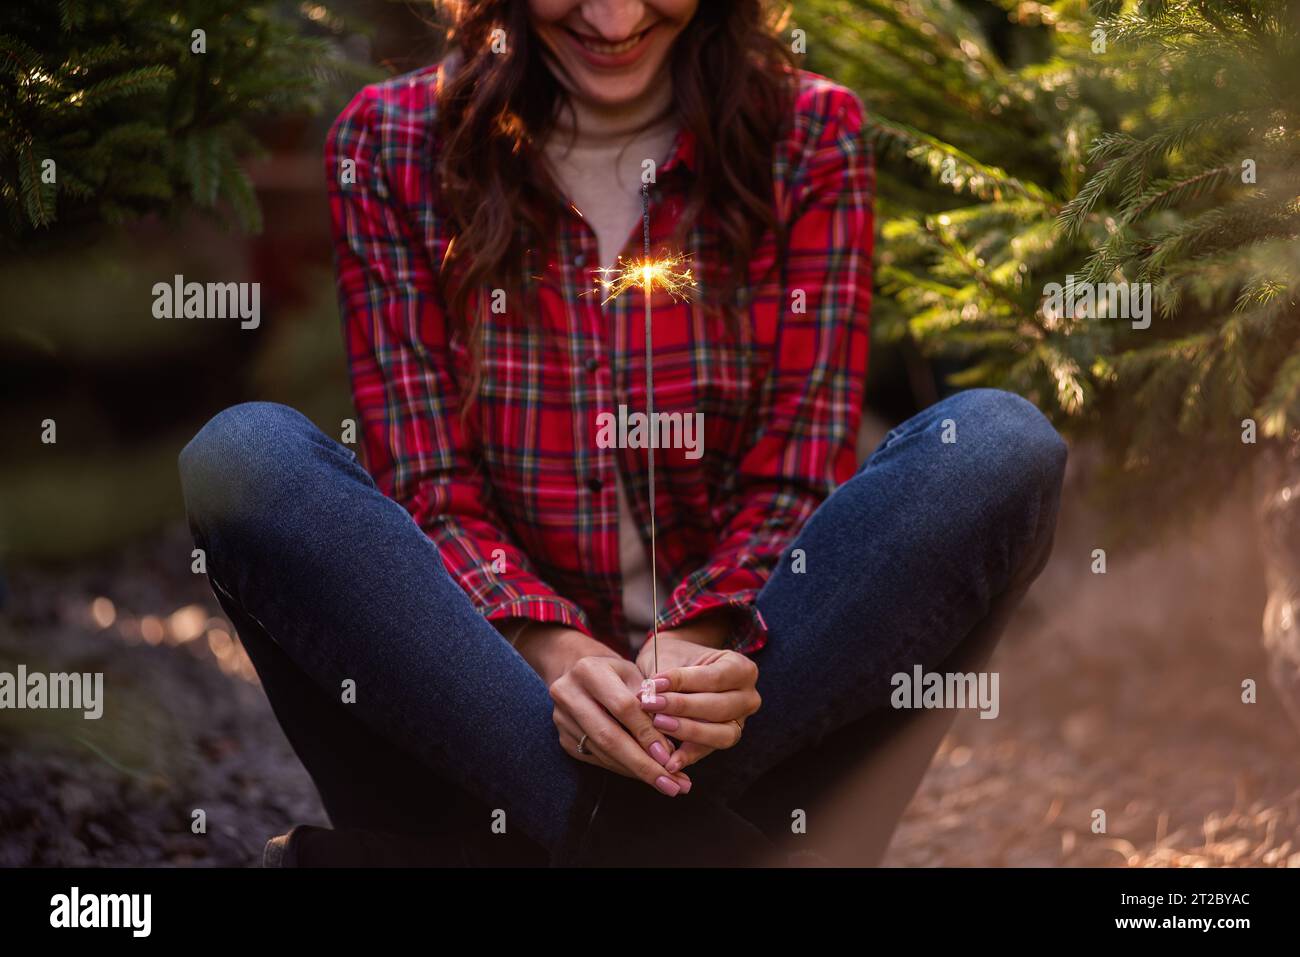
[0,34,43,79]
[1142,195,1290,281]
[1060,112,1257,236]
[1,0,374,240]
[1122,164,1237,223]
[925,215,1036,318]
[74,64,174,110]
[865,115,1056,204]
[16,139,55,228]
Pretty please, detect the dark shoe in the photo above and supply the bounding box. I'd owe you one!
[558,773,775,867]
[263,825,311,867]
[263,824,547,867]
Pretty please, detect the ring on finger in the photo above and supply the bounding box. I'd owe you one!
[576,733,591,755]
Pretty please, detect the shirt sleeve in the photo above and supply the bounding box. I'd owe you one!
[326,86,592,635]
[656,86,875,654]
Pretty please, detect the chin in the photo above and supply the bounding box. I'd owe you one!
[576,76,654,106]
[570,56,665,104]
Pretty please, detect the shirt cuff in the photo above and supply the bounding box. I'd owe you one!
[658,592,769,655]
[481,596,592,637]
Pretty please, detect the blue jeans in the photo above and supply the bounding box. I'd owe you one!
[178,388,1065,861]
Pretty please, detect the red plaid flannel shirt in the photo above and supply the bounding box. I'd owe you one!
[326,63,874,656]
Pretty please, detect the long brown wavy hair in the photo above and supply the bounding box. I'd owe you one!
[433,1,796,412]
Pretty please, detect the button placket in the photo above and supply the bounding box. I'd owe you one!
[582,233,621,631]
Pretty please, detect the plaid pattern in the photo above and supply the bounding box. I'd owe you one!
[326,63,874,656]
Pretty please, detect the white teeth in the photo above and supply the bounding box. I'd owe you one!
[577,32,644,56]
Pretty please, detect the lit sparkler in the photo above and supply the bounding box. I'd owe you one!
[594,251,696,305]
[595,184,696,679]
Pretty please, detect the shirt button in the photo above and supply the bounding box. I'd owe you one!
[574,253,587,268]
[584,357,599,373]
[586,475,604,493]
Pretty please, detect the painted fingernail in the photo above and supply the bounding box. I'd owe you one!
[654,775,681,796]
[640,695,667,711]
[652,714,679,732]
[649,741,671,766]
[652,677,671,692]
[666,755,684,773]
[678,777,692,794]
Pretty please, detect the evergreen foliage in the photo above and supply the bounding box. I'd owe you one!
[0,0,369,241]
[805,0,1300,530]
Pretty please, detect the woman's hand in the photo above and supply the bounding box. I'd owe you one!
[632,607,733,676]
[635,619,762,774]
[528,625,692,796]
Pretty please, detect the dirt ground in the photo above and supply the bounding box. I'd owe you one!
[884,455,1300,867]
[1,450,1297,867]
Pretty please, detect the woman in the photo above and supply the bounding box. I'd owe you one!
[179,0,1066,867]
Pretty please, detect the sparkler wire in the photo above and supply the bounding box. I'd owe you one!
[592,189,695,675]
[642,184,658,677]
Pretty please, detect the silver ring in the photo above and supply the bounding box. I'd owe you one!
[576,733,591,755]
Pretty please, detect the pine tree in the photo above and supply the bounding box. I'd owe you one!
[0,0,371,242]
[1059,1,1300,530]
[803,0,1300,532]
[802,0,1123,418]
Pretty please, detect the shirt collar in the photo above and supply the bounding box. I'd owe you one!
[660,126,697,176]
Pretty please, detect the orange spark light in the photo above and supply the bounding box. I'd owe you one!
[595,253,696,304]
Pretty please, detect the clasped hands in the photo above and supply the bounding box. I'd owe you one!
[515,611,761,797]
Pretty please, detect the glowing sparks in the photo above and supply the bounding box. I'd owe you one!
[594,253,696,304]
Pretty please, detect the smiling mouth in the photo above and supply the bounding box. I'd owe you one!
[565,25,655,57]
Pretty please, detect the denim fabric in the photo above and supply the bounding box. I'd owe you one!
[178,388,1064,855]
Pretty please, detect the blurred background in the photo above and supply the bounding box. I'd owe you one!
[2,0,1298,866]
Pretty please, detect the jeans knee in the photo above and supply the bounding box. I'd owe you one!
[178,402,316,528]
[946,389,1067,502]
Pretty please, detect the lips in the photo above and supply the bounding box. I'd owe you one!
[562,24,657,68]
[572,29,648,56]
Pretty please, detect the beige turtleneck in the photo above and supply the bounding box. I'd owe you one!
[542,80,678,651]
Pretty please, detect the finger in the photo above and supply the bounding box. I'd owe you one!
[554,664,684,785]
[567,695,692,795]
[583,662,684,772]
[581,728,693,792]
[654,653,757,694]
[554,710,626,774]
[651,712,743,750]
[643,689,760,722]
